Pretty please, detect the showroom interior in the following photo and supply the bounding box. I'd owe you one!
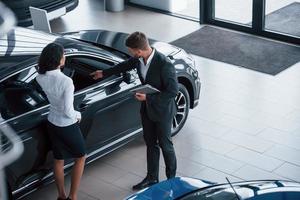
[0,0,300,199]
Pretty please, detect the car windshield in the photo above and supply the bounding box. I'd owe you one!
[179,183,300,200]
[180,186,245,200]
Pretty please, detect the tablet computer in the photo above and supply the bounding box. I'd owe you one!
[130,84,160,94]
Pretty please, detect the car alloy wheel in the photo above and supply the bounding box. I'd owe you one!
[171,83,190,136]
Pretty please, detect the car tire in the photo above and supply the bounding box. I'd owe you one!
[171,83,190,136]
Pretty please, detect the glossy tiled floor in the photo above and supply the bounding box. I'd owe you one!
[24,0,300,199]
[50,0,200,43]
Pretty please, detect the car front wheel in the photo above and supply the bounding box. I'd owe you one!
[171,83,190,136]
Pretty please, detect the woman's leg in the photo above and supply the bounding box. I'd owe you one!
[54,159,67,199]
[68,156,86,200]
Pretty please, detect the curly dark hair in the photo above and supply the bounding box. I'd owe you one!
[38,43,64,74]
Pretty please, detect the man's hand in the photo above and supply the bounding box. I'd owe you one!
[135,92,146,101]
[77,118,81,123]
[90,70,103,80]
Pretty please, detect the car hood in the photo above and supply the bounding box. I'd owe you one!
[126,177,213,200]
[63,30,182,57]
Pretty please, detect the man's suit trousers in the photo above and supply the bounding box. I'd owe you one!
[141,112,177,180]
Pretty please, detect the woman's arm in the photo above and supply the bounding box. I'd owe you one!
[63,79,81,121]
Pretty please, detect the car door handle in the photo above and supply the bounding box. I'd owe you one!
[79,103,89,111]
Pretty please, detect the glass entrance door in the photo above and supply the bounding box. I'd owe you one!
[265,0,300,38]
[214,0,253,26]
[204,0,299,44]
[173,0,200,20]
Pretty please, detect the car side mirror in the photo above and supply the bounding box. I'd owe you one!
[167,55,174,60]
[122,72,134,84]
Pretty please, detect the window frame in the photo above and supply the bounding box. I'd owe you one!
[201,0,299,44]
[64,53,121,93]
[0,65,48,120]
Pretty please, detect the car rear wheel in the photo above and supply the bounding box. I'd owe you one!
[171,83,190,136]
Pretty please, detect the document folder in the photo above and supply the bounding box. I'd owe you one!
[130,84,160,94]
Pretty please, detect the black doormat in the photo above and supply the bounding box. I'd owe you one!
[171,26,300,75]
[265,2,300,37]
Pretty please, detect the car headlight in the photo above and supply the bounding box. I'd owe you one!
[186,54,196,69]
[185,54,199,78]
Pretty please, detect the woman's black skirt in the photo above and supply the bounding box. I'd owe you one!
[47,121,86,160]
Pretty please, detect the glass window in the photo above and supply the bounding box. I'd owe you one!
[214,0,253,25]
[180,187,240,200]
[0,67,48,120]
[63,56,116,92]
[247,191,300,200]
[173,0,200,20]
[265,0,300,37]
[180,184,257,200]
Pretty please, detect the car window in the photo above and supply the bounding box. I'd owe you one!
[63,56,117,92]
[0,66,48,120]
[179,184,300,200]
[180,185,253,200]
[245,191,300,200]
[180,188,239,200]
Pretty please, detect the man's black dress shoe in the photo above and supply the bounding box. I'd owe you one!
[132,177,158,190]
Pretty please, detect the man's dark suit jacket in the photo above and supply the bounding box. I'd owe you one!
[103,49,179,122]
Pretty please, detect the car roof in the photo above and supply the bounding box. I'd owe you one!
[0,27,124,79]
[0,27,59,57]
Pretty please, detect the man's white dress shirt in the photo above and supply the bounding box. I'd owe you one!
[36,69,81,127]
[139,48,155,81]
